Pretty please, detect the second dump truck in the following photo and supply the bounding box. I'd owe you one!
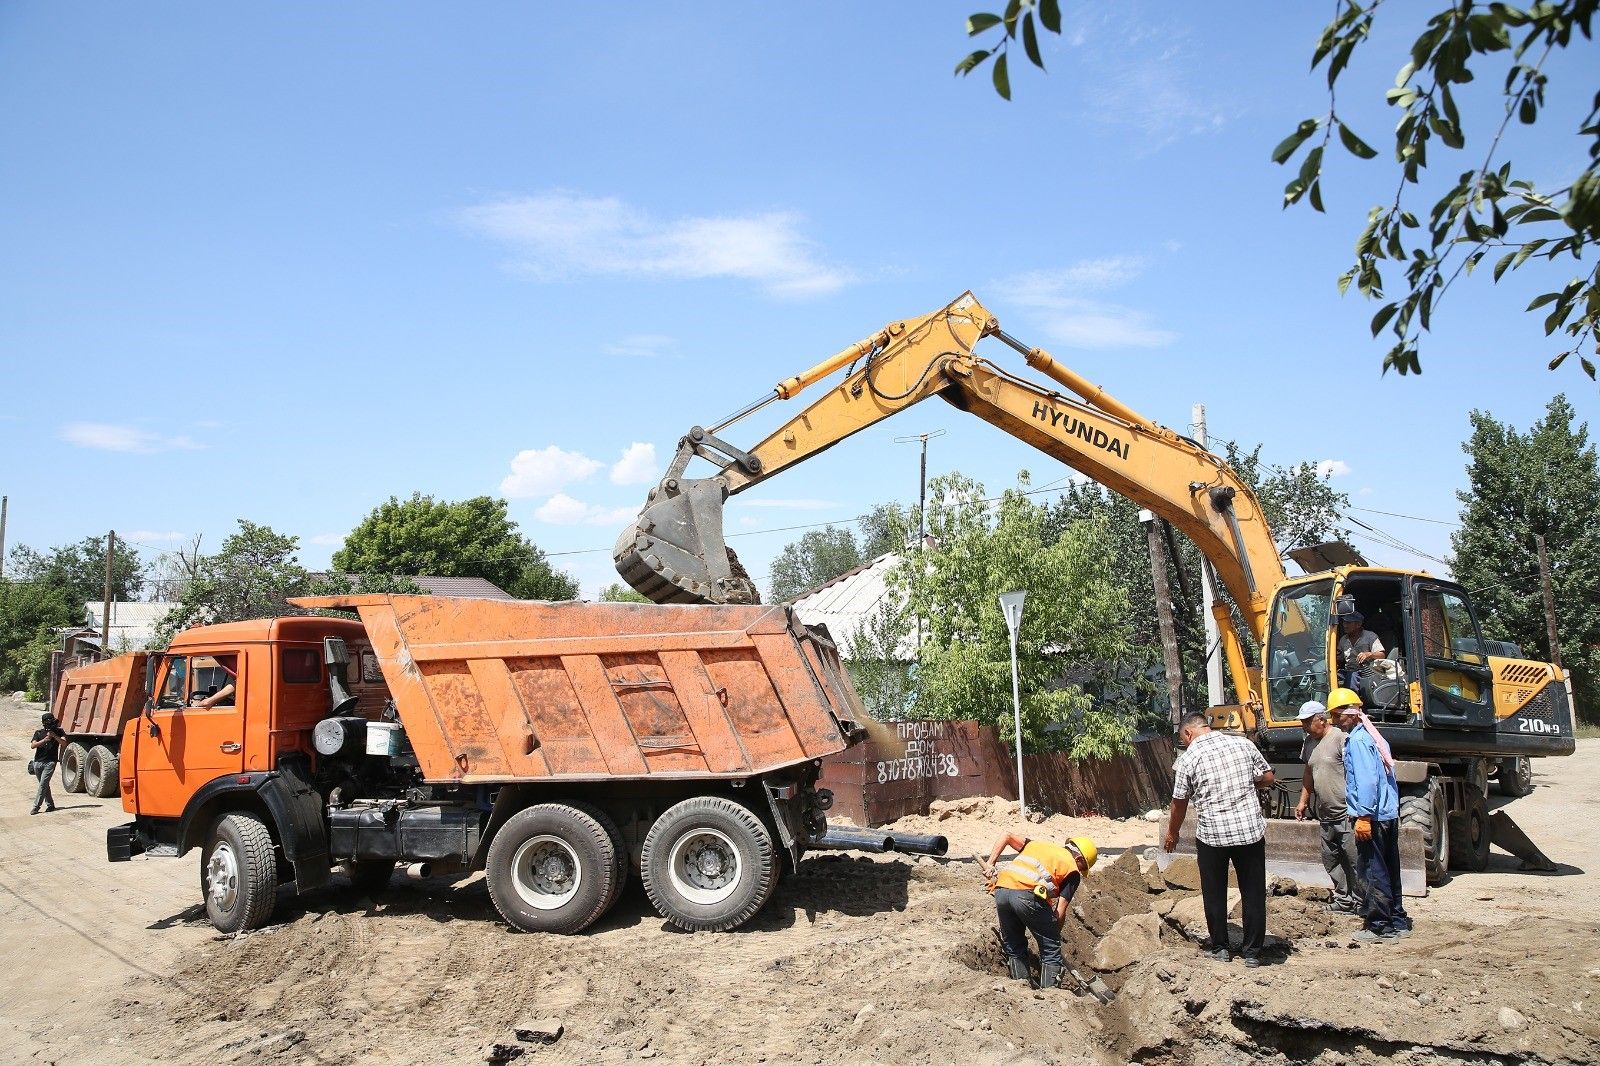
[103,594,866,935]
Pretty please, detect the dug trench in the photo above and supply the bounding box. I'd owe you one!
[93,841,1598,1065]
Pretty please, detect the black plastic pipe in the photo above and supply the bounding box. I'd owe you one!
[884,831,949,857]
[809,828,894,853]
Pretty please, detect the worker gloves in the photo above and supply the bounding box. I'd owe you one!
[1354,815,1373,842]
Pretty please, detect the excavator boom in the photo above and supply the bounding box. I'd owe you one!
[615,293,1286,704]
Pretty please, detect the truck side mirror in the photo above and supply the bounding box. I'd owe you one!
[1333,594,1357,621]
[144,655,162,737]
[324,637,350,668]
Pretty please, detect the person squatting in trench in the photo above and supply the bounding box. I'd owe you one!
[982,830,1099,989]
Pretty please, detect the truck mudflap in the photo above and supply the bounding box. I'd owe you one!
[176,758,330,893]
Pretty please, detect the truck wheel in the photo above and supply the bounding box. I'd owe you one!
[1399,780,1449,886]
[202,812,279,934]
[568,801,628,912]
[1448,789,1492,872]
[1496,756,1534,798]
[485,804,617,934]
[347,859,396,895]
[84,745,120,798]
[60,742,89,794]
[641,796,776,932]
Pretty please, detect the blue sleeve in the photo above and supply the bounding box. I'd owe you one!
[1344,735,1380,817]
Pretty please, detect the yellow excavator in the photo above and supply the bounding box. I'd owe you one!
[614,292,1574,888]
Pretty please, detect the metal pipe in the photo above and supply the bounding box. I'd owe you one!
[405,862,433,881]
[809,828,894,853]
[884,832,948,857]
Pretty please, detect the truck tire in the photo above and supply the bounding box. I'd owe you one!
[1399,780,1449,887]
[202,812,279,934]
[641,796,776,932]
[567,801,628,913]
[1448,789,1492,872]
[1495,756,1534,798]
[485,804,617,934]
[84,745,120,798]
[60,742,89,794]
[346,860,396,895]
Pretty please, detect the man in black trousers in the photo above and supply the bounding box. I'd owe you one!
[1162,712,1276,967]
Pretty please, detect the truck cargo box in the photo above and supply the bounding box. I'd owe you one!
[290,595,865,784]
[52,652,148,741]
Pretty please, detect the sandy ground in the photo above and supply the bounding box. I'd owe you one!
[2,692,1597,1065]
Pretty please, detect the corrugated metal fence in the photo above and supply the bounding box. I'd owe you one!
[820,719,1175,826]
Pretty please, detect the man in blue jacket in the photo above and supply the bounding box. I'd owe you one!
[1329,687,1412,942]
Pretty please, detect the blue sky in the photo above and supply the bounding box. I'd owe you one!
[2,2,1594,598]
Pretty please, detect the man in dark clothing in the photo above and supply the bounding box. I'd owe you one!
[30,712,66,815]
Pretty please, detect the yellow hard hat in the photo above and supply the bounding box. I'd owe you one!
[1066,836,1098,874]
[1326,687,1362,713]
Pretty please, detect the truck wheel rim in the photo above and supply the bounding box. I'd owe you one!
[668,827,740,906]
[512,834,582,910]
[207,844,239,913]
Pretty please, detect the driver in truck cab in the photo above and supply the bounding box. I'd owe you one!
[981,831,1098,989]
[192,654,238,708]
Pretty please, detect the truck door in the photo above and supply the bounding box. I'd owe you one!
[135,652,247,818]
[1412,582,1496,730]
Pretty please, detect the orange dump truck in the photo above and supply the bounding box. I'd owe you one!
[106,595,866,935]
[51,652,152,798]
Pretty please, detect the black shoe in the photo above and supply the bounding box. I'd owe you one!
[1200,946,1231,962]
[45,806,57,813]
[29,809,40,816]
[1005,957,1030,982]
[1039,963,1063,989]
[1242,955,1262,968]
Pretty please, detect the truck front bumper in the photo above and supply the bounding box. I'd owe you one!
[106,822,144,862]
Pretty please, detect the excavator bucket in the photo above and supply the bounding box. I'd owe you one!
[613,475,759,605]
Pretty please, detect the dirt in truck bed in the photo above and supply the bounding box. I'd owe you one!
[2,694,1598,1066]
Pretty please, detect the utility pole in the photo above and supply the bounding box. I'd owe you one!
[1141,509,1185,732]
[1535,534,1563,670]
[0,495,7,579]
[895,430,945,655]
[1191,404,1224,707]
[101,530,116,657]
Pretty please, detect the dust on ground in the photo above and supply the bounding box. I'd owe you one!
[2,692,1596,1065]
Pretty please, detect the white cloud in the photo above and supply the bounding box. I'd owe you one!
[500,445,604,499]
[609,442,658,486]
[603,334,677,358]
[992,261,1177,350]
[535,493,639,526]
[309,533,347,546]
[61,423,204,453]
[457,191,850,298]
[1358,487,1374,496]
[739,516,762,528]
[738,498,839,510]
[125,530,187,542]
[1317,459,1352,478]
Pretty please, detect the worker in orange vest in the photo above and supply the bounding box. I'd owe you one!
[981,831,1098,988]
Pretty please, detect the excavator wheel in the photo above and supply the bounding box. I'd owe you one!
[1448,789,1492,872]
[1399,780,1449,887]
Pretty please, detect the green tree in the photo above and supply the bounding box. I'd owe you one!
[599,582,652,603]
[842,595,916,721]
[957,1,1600,378]
[1451,395,1600,721]
[893,471,1145,758]
[334,493,575,598]
[9,535,146,606]
[0,580,74,698]
[156,521,313,643]
[766,503,911,602]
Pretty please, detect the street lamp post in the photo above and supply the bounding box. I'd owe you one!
[999,590,1027,817]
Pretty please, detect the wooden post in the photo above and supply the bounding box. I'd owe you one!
[101,530,115,656]
[1535,534,1562,669]
[1142,509,1185,732]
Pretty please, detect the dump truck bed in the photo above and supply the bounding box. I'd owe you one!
[290,595,864,784]
[53,652,148,740]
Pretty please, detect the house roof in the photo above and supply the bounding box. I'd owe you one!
[407,576,514,599]
[82,601,182,651]
[789,553,916,661]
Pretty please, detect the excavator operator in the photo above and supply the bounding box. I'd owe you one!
[981,831,1098,989]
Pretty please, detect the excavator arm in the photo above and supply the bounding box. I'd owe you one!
[614,292,1288,704]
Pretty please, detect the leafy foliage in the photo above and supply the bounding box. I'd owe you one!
[958,1,1600,378]
[8,535,146,606]
[1451,395,1600,721]
[599,582,652,603]
[155,521,314,643]
[766,503,911,602]
[0,579,74,698]
[891,472,1146,758]
[841,594,916,722]
[333,493,577,600]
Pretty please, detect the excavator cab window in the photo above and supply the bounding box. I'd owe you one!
[1336,575,1411,718]
[1264,579,1333,722]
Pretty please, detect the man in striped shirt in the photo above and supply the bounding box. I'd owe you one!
[1162,712,1276,967]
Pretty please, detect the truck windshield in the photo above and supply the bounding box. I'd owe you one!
[1265,579,1334,722]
